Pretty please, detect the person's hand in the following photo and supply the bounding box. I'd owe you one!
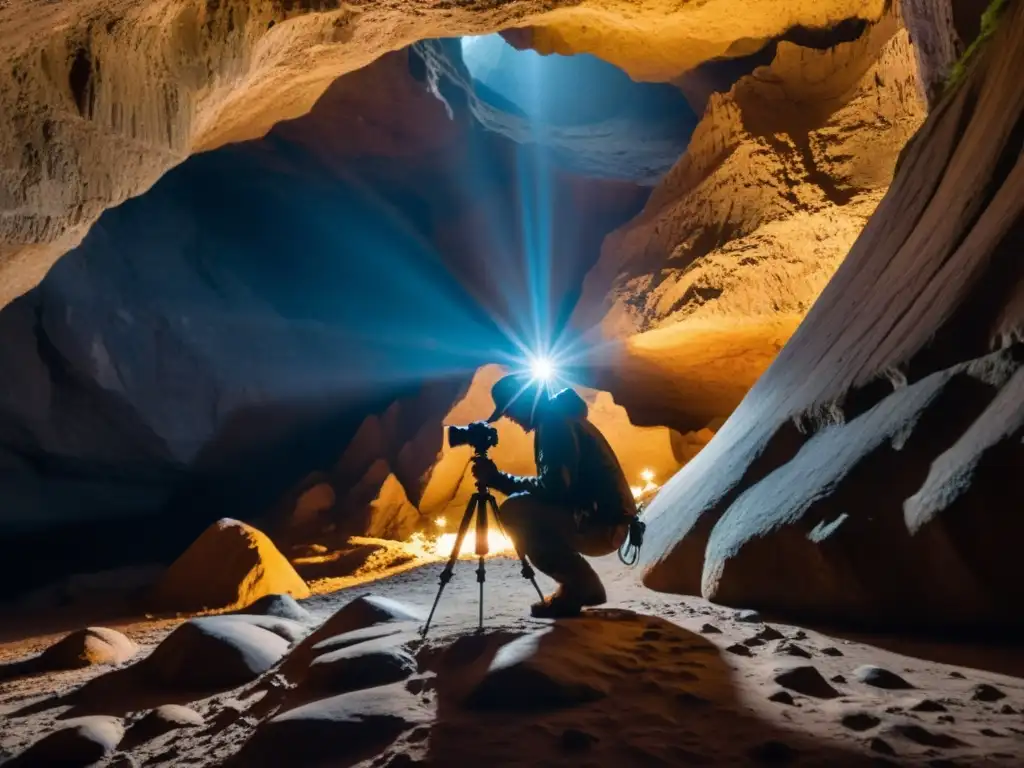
[471,456,500,487]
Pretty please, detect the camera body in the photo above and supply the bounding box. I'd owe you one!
[447,421,499,454]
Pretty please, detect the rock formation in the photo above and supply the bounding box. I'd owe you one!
[641,2,1024,630]
[150,518,309,613]
[573,9,926,433]
[0,0,887,306]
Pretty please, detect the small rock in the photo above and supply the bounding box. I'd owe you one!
[38,627,138,670]
[891,724,966,748]
[774,642,812,659]
[870,737,897,756]
[999,704,1016,715]
[854,665,914,690]
[725,643,752,657]
[980,728,1007,737]
[306,638,417,695]
[755,626,785,641]
[768,690,795,705]
[235,594,311,622]
[791,630,808,640]
[699,623,721,634]
[127,705,204,744]
[910,699,946,713]
[841,713,881,732]
[831,674,847,684]
[820,646,844,657]
[560,728,597,752]
[735,609,762,623]
[10,716,124,766]
[747,740,798,764]
[773,666,840,699]
[937,714,955,724]
[743,637,766,648]
[948,671,966,679]
[971,683,1006,702]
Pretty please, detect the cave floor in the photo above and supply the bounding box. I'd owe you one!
[2,555,1024,766]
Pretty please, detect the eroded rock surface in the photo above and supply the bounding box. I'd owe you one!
[642,2,1024,630]
[574,10,925,433]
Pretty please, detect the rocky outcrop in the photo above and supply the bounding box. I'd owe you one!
[572,10,926,434]
[0,0,887,305]
[150,518,309,613]
[641,1,1024,630]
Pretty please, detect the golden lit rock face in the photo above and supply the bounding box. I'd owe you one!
[575,9,926,432]
[0,0,886,305]
[641,1,1024,629]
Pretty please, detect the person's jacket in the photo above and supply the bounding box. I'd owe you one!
[490,388,638,525]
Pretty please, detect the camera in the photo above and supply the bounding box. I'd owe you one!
[447,421,499,454]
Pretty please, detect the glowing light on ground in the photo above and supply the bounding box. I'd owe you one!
[632,469,661,502]
[404,527,516,560]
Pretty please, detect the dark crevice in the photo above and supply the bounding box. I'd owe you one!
[68,47,92,117]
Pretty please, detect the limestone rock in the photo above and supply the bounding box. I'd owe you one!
[143,616,290,690]
[574,9,925,433]
[236,683,429,767]
[150,519,309,614]
[854,665,914,690]
[0,0,888,306]
[971,683,1006,702]
[772,666,840,699]
[639,1,1024,632]
[233,594,311,623]
[127,705,204,743]
[468,630,610,710]
[305,638,418,695]
[38,627,137,670]
[281,596,421,680]
[8,716,124,767]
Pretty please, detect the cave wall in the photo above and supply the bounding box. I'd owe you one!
[570,9,926,434]
[641,0,1024,631]
[0,0,889,307]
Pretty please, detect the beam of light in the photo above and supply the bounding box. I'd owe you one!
[529,355,555,383]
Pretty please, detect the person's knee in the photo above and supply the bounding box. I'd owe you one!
[497,493,545,540]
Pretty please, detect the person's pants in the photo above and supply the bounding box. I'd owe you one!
[496,492,627,604]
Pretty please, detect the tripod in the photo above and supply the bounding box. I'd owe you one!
[421,454,545,638]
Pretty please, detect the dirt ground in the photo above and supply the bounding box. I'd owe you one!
[2,551,1023,766]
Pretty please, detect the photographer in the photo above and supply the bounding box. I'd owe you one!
[471,373,638,618]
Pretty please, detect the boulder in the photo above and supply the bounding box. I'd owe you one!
[143,616,290,690]
[150,519,309,613]
[7,716,124,767]
[305,638,418,695]
[854,665,914,690]
[467,629,610,710]
[37,627,138,670]
[236,683,429,767]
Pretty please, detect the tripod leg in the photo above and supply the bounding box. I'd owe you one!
[421,495,479,638]
[489,496,545,601]
[475,496,488,632]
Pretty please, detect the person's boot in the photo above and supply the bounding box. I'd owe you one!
[530,587,584,618]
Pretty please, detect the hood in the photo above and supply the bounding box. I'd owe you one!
[542,387,588,421]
